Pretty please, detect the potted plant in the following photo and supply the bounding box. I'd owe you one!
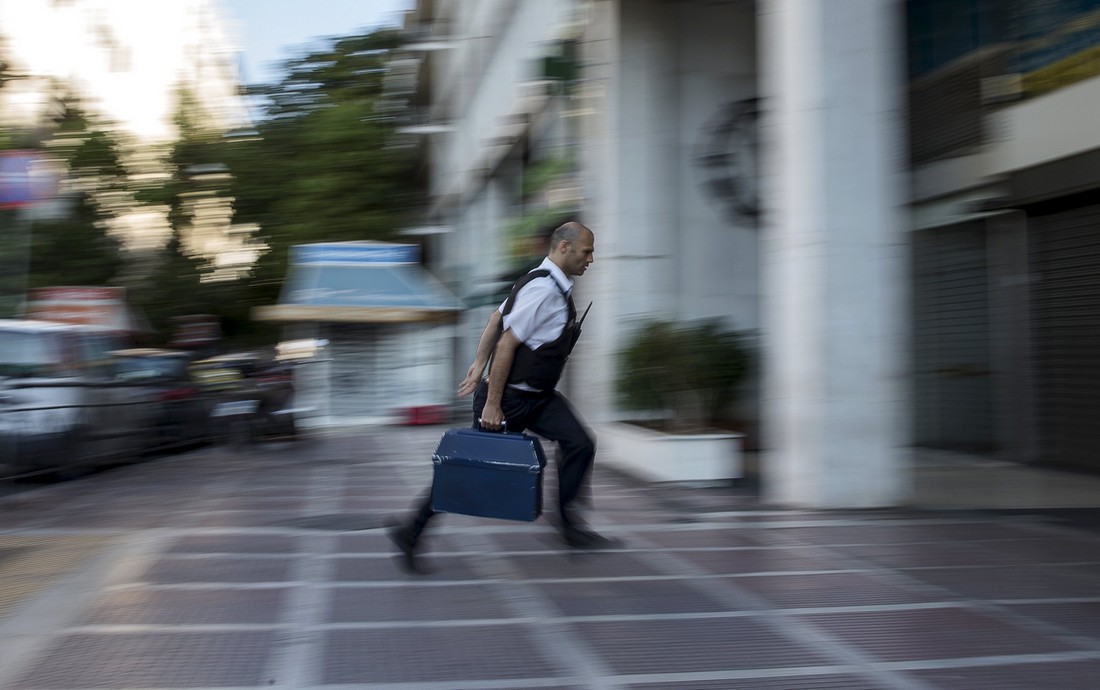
[600,319,751,483]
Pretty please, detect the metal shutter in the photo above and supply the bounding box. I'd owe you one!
[326,323,454,422]
[1031,205,1100,471]
[328,324,379,420]
[912,221,995,451]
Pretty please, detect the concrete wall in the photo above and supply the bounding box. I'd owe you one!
[571,0,760,424]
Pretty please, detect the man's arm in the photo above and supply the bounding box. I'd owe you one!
[457,310,503,397]
[478,329,521,430]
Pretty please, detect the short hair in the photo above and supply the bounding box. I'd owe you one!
[550,221,589,247]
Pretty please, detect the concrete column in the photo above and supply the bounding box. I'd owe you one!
[759,0,909,507]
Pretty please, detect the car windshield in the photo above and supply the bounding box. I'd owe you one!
[114,355,188,382]
[0,330,71,378]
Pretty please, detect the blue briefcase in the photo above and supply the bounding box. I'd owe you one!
[430,427,547,522]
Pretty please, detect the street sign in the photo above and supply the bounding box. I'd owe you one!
[0,151,36,209]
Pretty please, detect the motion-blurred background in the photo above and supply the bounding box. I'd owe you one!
[2,0,1099,508]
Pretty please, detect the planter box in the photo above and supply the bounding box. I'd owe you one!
[598,422,743,483]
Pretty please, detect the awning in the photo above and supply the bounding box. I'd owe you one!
[253,242,462,324]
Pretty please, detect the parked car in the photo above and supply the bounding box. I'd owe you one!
[190,351,299,444]
[0,319,153,478]
[110,348,211,452]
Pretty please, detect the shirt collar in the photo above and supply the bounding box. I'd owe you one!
[538,257,573,295]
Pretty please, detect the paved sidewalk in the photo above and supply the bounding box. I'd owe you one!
[1,425,1100,689]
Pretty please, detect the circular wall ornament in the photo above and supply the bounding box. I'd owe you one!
[693,97,759,225]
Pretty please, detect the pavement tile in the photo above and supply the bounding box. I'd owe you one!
[885,521,1045,542]
[1003,601,1100,638]
[900,564,1100,600]
[625,676,881,689]
[13,631,274,688]
[209,497,307,510]
[910,659,1100,690]
[342,496,412,512]
[332,554,484,581]
[733,570,943,608]
[0,535,115,618]
[328,583,515,622]
[969,537,1100,565]
[635,528,764,548]
[427,524,537,550]
[504,551,666,580]
[771,522,1023,546]
[840,537,1100,568]
[141,555,296,584]
[572,617,831,673]
[80,587,289,625]
[193,509,297,528]
[796,606,1078,661]
[672,546,848,575]
[322,625,560,684]
[37,511,172,529]
[738,512,857,522]
[834,541,1019,569]
[167,533,300,554]
[274,511,392,530]
[335,532,394,553]
[489,529,577,552]
[534,577,731,616]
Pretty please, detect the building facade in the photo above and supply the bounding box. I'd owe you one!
[908,0,1100,475]
[405,0,1100,507]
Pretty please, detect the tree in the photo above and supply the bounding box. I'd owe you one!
[127,29,427,347]
[26,103,126,291]
[228,29,426,307]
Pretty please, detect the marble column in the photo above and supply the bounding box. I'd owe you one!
[759,0,909,507]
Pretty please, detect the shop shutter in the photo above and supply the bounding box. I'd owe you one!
[1030,205,1100,471]
[325,324,454,422]
[329,324,377,419]
[912,222,995,451]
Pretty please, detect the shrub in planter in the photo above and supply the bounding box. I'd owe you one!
[615,319,750,433]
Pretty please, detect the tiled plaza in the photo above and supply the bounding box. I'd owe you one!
[1,426,1099,689]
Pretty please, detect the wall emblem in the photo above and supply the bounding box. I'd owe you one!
[694,98,759,225]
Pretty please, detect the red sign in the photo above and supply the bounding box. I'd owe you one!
[24,286,131,331]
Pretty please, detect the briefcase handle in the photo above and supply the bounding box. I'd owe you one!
[476,418,508,434]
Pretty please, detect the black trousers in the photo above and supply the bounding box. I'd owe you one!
[403,381,596,542]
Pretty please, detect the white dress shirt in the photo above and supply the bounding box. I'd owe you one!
[498,257,573,350]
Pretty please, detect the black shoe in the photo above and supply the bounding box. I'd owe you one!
[386,525,424,574]
[561,526,620,550]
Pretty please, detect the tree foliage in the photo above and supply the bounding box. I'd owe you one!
[5,27,422,345]
[227,29,424,308]
[132,28,426,345]
[26,102,126,292]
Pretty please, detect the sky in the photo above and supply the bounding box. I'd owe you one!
[218,0,413,85]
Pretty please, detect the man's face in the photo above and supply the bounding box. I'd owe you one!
[563,230,595,276]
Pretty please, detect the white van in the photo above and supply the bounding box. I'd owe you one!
[0,319,155,478]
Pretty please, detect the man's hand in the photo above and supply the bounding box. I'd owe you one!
[457,363,482,397]
[458,310,503,397]
[478,401,505,431]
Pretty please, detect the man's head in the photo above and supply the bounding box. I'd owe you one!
[548,221,594,277]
